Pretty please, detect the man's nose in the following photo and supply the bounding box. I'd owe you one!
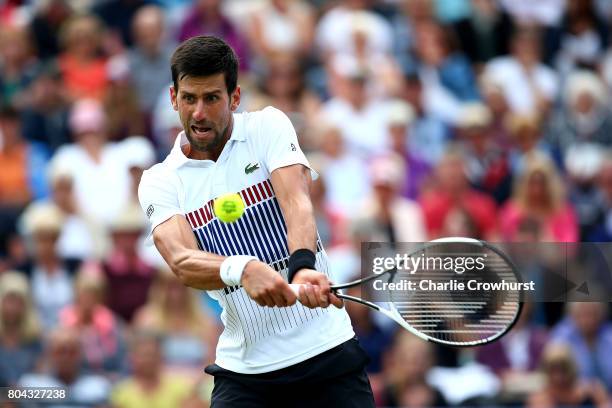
[192,100,207,122]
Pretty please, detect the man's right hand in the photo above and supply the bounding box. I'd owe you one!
[241,261,298,307]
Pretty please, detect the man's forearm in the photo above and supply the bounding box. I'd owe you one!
[169,248,227,290]
[285,197,318,253]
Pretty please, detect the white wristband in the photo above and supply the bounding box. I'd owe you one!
[220,255,258,286]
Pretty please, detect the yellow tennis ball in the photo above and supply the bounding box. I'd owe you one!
[214,193,245,223]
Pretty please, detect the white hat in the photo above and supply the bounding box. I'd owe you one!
[457,103,492,129]
[110,202,147,232]
[120,136,156,169]
[20,203,64,235]
[564,70,607,106]
[387,100,416,126]
[564,143,604,180]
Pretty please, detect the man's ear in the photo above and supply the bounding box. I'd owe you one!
[170,86,178,111]
[230,85,241,112]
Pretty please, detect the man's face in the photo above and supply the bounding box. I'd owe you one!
[170,73,240,159]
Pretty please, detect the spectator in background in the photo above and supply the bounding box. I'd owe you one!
[454,0,515,66]
[49,99,149,226]
[133,269,218,377]
[499,0,566,27]
[248,0,315,61]
[19,327,112,406]
[29,0,73,61]
[57,14,108,101]
[315,0,394,61]
[344,283,394,376]
[546,70,612,158]
[315,124,371,214]
[0,272,42,387]
[321,54,391,159]
[20,63,72,152]
[386,100,431,200]
[551,302,612,390]
[457,103,512,203]
[0,105,49,209]
[506,113,551,174]
[547,0,608,73]
[484,28,558,115]
[177,0,249,70]
[307,159,348,249]
[111,330,194,408]
[476,302,548,399]
[247,52,321,140]
[478,73,513,151]
[400,73,449,165]
[564,144,607,240]
[45,165,107,261]
[59,264,127,377]
[500,154,578,242]
[93,0,147,47]
[103,203,156,323]
[128,5,174,122]
[357,153,427,243]
[0,24,38,109]
[413,20,480,125]
[528,343,609,407]
[18,202,78,330]
[378,332,448,407]
[104,55,146,141]
[588,152,612,241]
[419,147,498,239]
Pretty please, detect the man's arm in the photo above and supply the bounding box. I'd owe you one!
[271,164,342,308]
[153,214,297,306]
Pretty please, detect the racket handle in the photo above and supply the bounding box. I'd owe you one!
[289,283,301,297]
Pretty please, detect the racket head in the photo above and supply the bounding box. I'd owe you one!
[374,238,523,347]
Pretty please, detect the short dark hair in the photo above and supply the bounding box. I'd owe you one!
[170,35,238,94]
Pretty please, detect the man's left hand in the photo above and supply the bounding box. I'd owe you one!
[292,269,344,309]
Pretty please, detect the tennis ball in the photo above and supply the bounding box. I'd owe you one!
[214,193,245,223]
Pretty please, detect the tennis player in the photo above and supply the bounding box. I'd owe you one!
[138,35,375,407]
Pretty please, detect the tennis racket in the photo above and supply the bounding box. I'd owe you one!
[291,237,523,347]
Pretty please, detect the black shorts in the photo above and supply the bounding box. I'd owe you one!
[205,338,375,408]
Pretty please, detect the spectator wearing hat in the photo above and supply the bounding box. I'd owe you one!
[19,327,112,406]
[356,153,426,244]
[103,203,156,323]
[18,202,79,330]
[48,99,154,226]
[59,263,127,377]
[0,271,42,387]
[457,103,512,204]
[386,100,432,200]
[545,70,612,160]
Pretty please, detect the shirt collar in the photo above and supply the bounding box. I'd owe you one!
[166,112,243,168]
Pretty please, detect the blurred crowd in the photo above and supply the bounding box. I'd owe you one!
[1,0,612,406]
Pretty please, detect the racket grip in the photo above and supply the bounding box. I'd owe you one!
[289,283,301,297]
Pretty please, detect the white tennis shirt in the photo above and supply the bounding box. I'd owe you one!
[138,106,354,374]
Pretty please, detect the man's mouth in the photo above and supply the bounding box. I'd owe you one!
[191,124,212,137]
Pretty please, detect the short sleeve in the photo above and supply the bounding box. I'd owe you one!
[138,166,183,242]
[257,107,317,178]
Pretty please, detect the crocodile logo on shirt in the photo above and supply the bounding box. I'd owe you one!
[245,163,260,174]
